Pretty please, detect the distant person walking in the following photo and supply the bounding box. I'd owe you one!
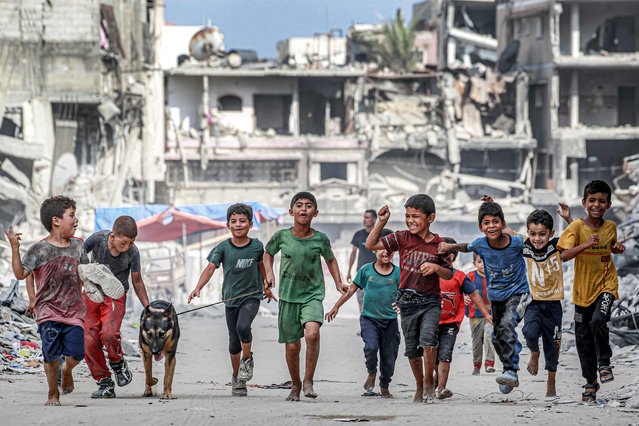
[347,210,378,312]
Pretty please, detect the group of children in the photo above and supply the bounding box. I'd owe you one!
[6,180,624,406]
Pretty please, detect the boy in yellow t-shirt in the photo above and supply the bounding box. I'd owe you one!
[558,180,625,402]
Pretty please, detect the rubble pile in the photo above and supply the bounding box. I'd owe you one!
[0,280,42,374]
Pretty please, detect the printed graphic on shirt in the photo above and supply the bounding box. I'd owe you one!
[523,237,564,301]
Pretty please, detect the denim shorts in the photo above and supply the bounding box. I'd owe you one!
[400,300,440,358]
[436,323,459,363]
[38,321,85,363]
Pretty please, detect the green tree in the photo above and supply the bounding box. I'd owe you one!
[377,9,418,72]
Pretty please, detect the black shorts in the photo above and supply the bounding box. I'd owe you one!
[400,300,440,358]
[436,323,459,363]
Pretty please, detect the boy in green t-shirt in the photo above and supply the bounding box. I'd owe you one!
[188,203,275,397]
[264,191,348,401]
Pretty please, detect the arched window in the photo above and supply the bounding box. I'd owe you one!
[218,95,242,111]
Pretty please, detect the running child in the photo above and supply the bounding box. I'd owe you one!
[6,195,89,406]
[438,200,530,394]
[325,237,400,398]
[558,180,625,402]
[365,194,453,402]
[189,203,274,397]
[263,192,348,401]
[434,237,491,399]
[465,253,496,375]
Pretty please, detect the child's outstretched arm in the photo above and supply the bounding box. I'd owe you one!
[25,274,36,317]
[259,261,277,302]
[263,252,276,287]
[557,203,573,224]
[365,205,390,251]
[437,241,469,254]
[131,272,150,307]
[325,257,349,294]
[561,234,599,262]
[468,290,492,323]
[5,227,28,279]
[188,262,217,303]
[325,283,359,322]
[419,262,453,280]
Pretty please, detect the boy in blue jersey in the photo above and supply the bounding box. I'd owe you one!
[325,239,400,398]
[439,201,530,394]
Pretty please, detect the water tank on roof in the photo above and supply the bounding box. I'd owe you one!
[189,27,225,61]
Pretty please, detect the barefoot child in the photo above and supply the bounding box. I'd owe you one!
[6,196,89,406]
[188,203,274,397]
[558,180,625,402]
[439,201,530,394]
[465,254,496,375]
[366,194,453,402]
[522,209,566,398]
[263,192,348,401]
[435,238,491,399]
[325,241,400,398]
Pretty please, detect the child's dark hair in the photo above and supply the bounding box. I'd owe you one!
[113,215,138,238]
[472,252,481,261]
[478,202,505,224]
[40,195,76,232]
[583,180,612,201]
[442,236,459,261]
[526,209,553,231]
[290,191,317,209]
[404,194,436,216]
[365,209,377,218]
[227,203,253,222]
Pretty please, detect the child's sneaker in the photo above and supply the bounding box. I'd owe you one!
[82,278,105,303]
[110,359,133,387]
[231,375,247,396]
[499,384,513,394]
[496,370,519,388]
[91,376,116,398]
[485,363,496,373]
[79,264,125,300]
[238,355,254,381]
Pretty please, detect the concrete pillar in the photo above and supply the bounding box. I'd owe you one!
[571,3,580,57]
[570,70,579,128]
[200,75,209,170]
[290,78,300,137]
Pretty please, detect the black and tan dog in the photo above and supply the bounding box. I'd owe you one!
[139,300,180,399]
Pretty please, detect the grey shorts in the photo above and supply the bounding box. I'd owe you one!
[436,323,459,363]
[400,300,440,358]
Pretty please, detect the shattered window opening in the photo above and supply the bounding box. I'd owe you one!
[320,162,348,182]
[167,160,298,184]
[218,95,242,111]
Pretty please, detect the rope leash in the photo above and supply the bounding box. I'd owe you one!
[176,289,266,316]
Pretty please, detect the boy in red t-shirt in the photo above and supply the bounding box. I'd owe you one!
[366,194,453,402]
[434,237,491,399]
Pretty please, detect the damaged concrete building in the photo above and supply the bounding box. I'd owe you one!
[497,0,639,199]
[0,0,164,232]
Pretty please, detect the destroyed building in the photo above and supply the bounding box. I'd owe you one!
[0,0,164,235]
[497,0,639,199]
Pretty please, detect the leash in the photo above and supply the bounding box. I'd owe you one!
[176,289,266,316]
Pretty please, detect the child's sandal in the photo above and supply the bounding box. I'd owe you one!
[598,366,614,383]
[581,382,600,402]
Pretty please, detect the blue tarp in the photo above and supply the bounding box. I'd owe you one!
[95,202,285,232]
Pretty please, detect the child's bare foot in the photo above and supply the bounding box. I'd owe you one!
[286,382,301,401]
[303,379,317,398]
[60,363,74,394]
[380,387,393,398]
[413,384,424,403]
[364,371,376,392]
[472,367,480,375]
[45,390,61,406]
[423,383,436,400]
[546,371,557,397]
[527,351,539,376]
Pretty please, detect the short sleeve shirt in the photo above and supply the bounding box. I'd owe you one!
[84,230,141,292]
[439,269,475,326]
[465,270,489,318]
[22,238,89,327]
[523,237,564,301]
[380,230,452,306]
[558,219,618,307]
[354,262,400,320]
[265,228,335,303]
[350,229,377,270]
[468,234,529,302]
[208,238,264,307]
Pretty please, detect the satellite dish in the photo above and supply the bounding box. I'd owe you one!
[189,27,225,61]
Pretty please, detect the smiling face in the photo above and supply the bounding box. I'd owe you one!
[53,207,78,238]
[289,198,318,225]
[479,214,505,242]
[375,248,392,265]
[404,207,434,236]
[527,222,554,250]
[582,191,611,220]
[227,213,252,238]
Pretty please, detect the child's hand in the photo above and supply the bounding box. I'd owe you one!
[5,226,21,248]
[419,262,437,276]
[265,272,276,289]
[587,234,600,247]
[263,287,278,303]
[557,203,571,221]
[437,242,451,254]
[391,302,401,315]
[187,289,200,304]
[336,282,349,294]
[485,313,493,324]
[377,205,390,223]
[27,300,35,318]
[463,295,471,305]
[481,195,494,203]
[612,241,625,254]
[325,307,339,322]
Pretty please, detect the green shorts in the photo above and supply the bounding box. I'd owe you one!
[278,299,324,344]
